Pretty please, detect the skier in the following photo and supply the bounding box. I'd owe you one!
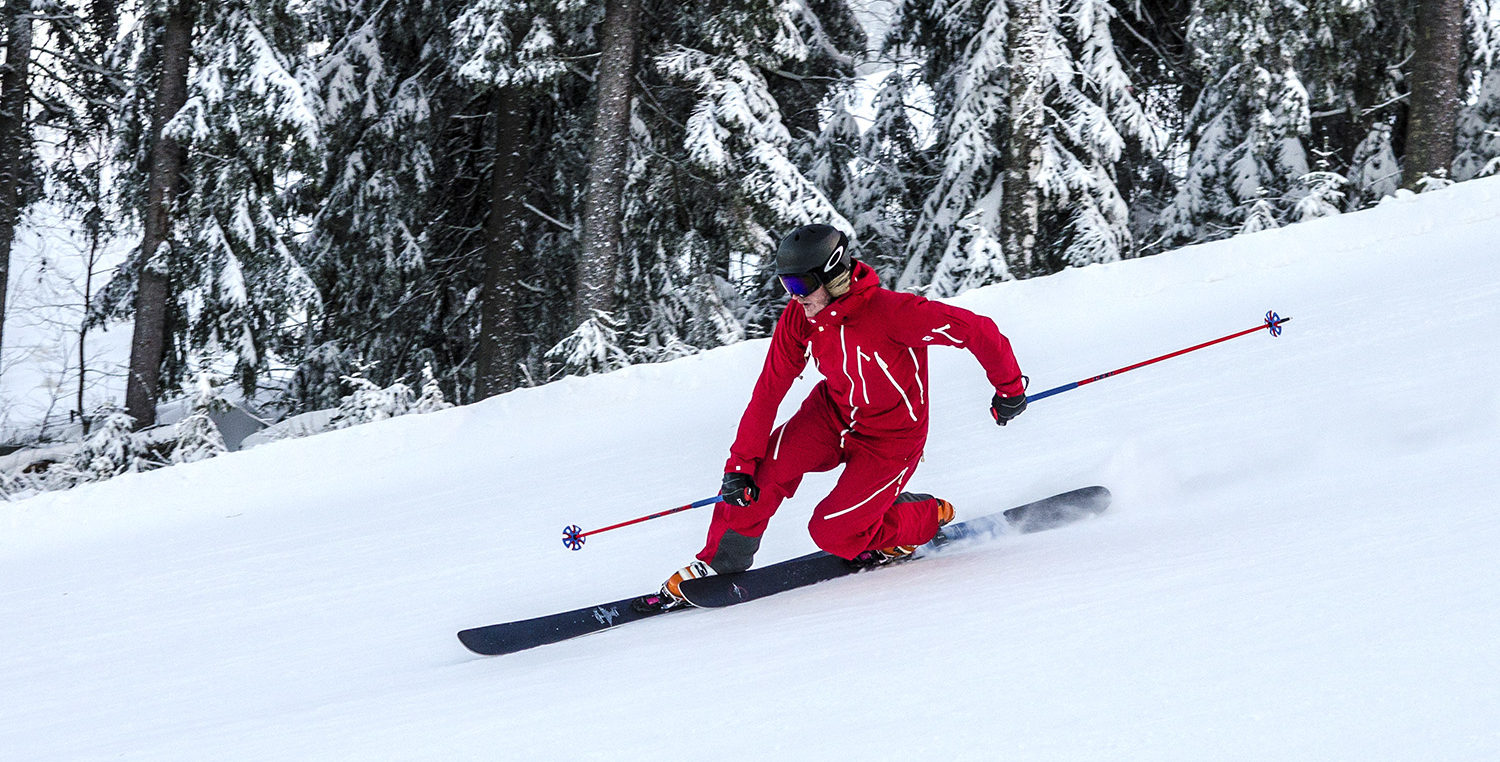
[646,224,1030,609]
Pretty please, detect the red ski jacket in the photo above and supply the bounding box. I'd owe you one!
[726,261,1026,475]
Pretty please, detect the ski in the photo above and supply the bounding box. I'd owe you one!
[457,594,681,656]
[457,486,1109,656]
[678,485,1110,608]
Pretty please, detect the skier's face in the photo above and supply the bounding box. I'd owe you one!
[793,286,833,317]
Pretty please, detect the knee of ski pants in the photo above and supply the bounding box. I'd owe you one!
[806,509,882,560]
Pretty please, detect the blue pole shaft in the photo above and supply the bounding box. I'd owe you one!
[1026,315,1290,403]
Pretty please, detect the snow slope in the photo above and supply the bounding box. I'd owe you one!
[4,178,1500,760]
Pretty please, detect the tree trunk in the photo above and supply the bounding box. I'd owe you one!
[474,85,529,398]
[1002,0,1046,278]
[125,0,194,429]
[1402,0,1464,189]
[0,0,34,359]
[573,0,642,323]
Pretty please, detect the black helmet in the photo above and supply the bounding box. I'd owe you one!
[776,224,851,297]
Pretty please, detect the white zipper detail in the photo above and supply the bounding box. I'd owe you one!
[856,348,871,405]
[908,347,925,405]
[873,351,918,422]
[839,326,855,407]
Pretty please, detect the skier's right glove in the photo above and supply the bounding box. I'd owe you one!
[990,393,1028,426]
[721,472,760,507]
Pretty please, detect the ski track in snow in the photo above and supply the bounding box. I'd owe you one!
[4,178,1500,759]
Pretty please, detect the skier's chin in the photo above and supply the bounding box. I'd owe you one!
[796,294,831,317]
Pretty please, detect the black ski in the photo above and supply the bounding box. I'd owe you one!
[458,486,1109,656]
[457,595,679,656]
[678,485,1110,608]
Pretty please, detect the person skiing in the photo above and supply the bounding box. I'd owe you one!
[646,224,1029,609]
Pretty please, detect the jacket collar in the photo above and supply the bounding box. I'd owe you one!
[804,261,879,327]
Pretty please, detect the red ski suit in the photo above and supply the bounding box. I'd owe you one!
[697,261,1026,572]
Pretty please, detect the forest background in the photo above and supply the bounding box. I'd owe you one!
[1,0,1497,462]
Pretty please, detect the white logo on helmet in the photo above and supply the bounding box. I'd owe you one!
[824,245,845,273]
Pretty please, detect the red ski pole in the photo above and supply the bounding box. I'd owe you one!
[1027,310,1290,403]
[562,495,725,550]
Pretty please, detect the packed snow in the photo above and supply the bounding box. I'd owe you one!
[4,177,1500,759]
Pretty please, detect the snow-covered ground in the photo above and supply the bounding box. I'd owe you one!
[4,177,1500,760]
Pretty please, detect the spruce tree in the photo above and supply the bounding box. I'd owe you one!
[602,0,859,363]
[167,0,319,395]
[1454,62,1500,180]
[170,371,229,464]
[453,0,576,396]
[1157,0,1314,247]
[846,69,928,278]
[893,0,1159,295]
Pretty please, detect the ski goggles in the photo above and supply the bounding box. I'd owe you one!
[778,271,823,297]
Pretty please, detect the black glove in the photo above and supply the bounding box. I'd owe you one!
[990,393,1028,426]
[721,472,760,507]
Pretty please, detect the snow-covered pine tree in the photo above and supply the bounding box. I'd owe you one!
[544,307,631,375]
[1292,146,1348,221]
[1347,121,1402,206]
[300,0,454,408]
[413,364,453,413]
[166,0,319,395]
[451,0,580,394]
[892,0,1007,294]
[66,404,152,483]
[328,372,414,430]
[771,0,865,222]
[807,93,863,234]
[97,0,319,413]
[894,0,1160,295]
[1454,61,1500,180]
[845,68,928,279]
[1240,190,1277,234]
[607,0,858,360]
[1157,0,1311,248]
[1453,11,1500,182]
[170,371,229,464]
[1297,0,1408,193]
[1294,1,1492,206]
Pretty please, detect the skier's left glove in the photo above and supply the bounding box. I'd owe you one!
[990,393,1028,426]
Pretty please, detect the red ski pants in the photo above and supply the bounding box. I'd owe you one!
[697,391,945,572]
